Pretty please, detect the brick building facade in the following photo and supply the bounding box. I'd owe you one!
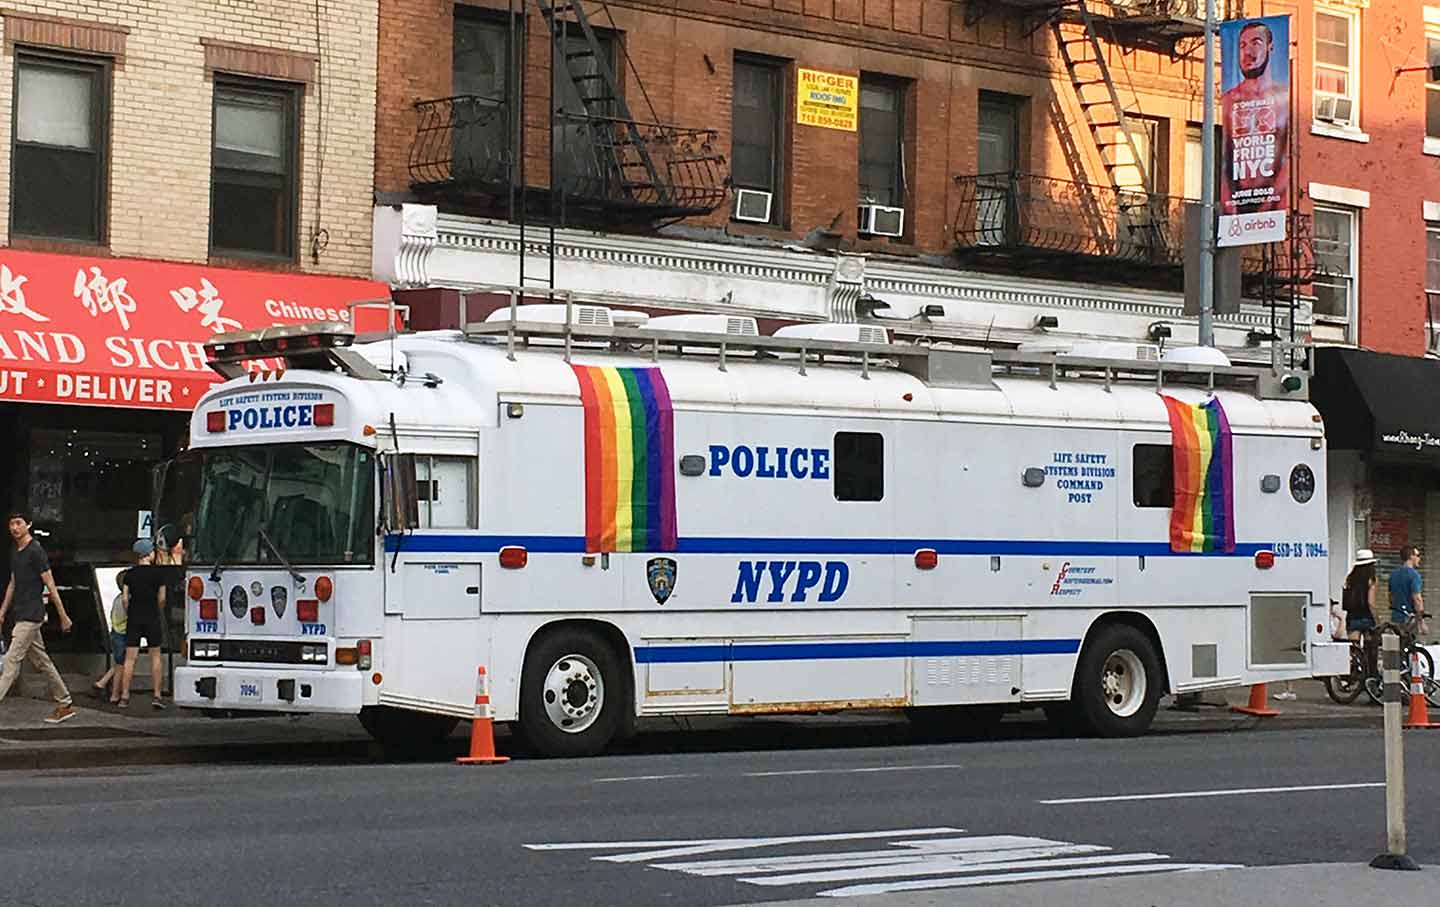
[0,1,388,657]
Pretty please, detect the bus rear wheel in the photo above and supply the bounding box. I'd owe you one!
[518,628,625,758]
[358,706,459,750]
[1073,624,1162,738]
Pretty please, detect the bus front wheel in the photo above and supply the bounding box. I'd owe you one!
[518,628,625,758]
[1073,624,1162,738]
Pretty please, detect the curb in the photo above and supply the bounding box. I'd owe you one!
[0,738,383,772]
[0,712,1381,771]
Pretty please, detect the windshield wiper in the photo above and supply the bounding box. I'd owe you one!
[209,517,248,583]
[257,524,304,585]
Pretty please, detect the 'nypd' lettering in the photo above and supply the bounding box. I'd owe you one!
[731,560,850,603]
[709,445,831,480]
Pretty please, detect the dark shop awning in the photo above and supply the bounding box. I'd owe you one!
[1311,346,1440,465]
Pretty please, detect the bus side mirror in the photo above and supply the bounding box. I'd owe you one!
[383,453,421,531]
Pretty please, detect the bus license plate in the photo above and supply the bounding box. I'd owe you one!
[237,678,263,702]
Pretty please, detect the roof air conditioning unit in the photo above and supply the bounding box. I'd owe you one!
[483,303,612,327]
[1315,95,1354,127]
[772,324,891,345]
[857,204,905,238]
[733,188,773,223]
[643,314,760,336]
[1057,341,1162,363]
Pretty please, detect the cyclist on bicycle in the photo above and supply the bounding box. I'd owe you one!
[1387,545,1428,646]
[1343,550,1378,672]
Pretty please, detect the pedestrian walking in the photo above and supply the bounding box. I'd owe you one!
[92,569,129,704]
[119,540,167,709]
[0,511,76,724]
[1388,545,1428,640]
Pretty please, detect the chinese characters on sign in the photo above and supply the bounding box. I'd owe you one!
[170,278,243,333]
[74,266,137,331]
[796,68,857,132]
[1218,15,1290,247]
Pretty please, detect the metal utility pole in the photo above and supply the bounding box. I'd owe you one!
[1198,0,1217,347]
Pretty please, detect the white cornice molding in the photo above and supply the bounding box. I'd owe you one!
[426,213,1296,331]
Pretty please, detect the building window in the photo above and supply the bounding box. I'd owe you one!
[13,51,108,242]
[552,30,615,195]
[211,79,299,259]
[858,77,903,209]
[1133,445,1173,509]
[976,94,1021,242]
[1313,205,1356,324]
[732,56,783,223]
[1184,125,1203,201]
[453,15,511,184]
[1314,9,1358,126]
[1428,35,1440,141]
[833,432,883,502]
[1428,226,1440,355]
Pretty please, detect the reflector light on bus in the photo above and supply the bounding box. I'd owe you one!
[336,648,358,666]
[250,606,266,625]
[357,639,372,670]
[914,549,938,570]
[188,576,205,600]
[313,403,336,427]
[199,599,218,621]
[297,599,320,623]
[206,411,226,433]
[314,576,333,602]
[1254,551,1276,569]
[499,546,528,569]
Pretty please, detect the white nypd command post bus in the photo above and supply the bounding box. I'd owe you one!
[173,297,1345,756]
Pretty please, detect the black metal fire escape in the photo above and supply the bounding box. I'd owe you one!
[408,0,728,292]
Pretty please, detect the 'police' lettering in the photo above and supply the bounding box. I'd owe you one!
[707,444,828,480]
[224,403,317,433]
[732,560,851,604]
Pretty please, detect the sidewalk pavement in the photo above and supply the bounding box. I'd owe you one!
[736,863,1431,907]
[0,674,1382,772]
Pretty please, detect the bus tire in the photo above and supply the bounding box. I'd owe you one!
[358,706,459,750]
[518,627,625,758]
[1073,624,1162,738]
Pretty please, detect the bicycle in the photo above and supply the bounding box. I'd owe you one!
[1361,618,1440,708]
[1323,627,1373,705]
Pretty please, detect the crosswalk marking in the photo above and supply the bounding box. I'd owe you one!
[526,827,1241,898]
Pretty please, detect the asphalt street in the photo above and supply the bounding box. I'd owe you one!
[1,726,1436,906]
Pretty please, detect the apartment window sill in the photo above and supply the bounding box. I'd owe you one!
[1311,121,1370,143]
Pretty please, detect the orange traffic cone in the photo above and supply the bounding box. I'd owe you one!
[1403,652,1440,729]
[457,665,510,765]
[1230,683,1280,717]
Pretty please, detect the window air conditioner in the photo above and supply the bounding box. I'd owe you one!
[857,204,905,238]
[1315,95,1354,127]
[733,188,773,223]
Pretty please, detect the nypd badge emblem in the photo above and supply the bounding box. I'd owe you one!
[646,557,677,605]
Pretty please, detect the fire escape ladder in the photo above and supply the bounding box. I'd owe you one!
[535,0,670,207]
[1053,0,1168,259]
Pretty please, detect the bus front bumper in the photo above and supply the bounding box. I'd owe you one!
[175,666,364,714]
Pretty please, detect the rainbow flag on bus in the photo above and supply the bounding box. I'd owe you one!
[571,365,678,553]
[1161,395,1236,554]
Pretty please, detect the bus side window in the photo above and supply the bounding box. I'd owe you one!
[415,456,478,528]
[1133,444,1173,508]
[834,432,884,502]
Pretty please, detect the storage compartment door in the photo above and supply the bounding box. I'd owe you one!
[910,616,1024,706]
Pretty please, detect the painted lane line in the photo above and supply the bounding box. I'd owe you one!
[655,835,1094,876]
[817,862,1244,898]
[1040,781,1385,805]
[526,828,963,862]
[744,851,1170,888]
[592,773,701,784]
[743,763,967,778]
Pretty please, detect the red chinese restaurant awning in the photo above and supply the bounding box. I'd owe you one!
[0,249,392,410]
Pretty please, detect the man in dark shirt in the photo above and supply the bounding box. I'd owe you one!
[0,511,75,723]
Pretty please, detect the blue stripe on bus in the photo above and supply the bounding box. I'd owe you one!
[383,534,1270,558]
[633,638,1083,664]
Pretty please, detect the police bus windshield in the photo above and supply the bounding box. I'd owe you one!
[193,443,375,566]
